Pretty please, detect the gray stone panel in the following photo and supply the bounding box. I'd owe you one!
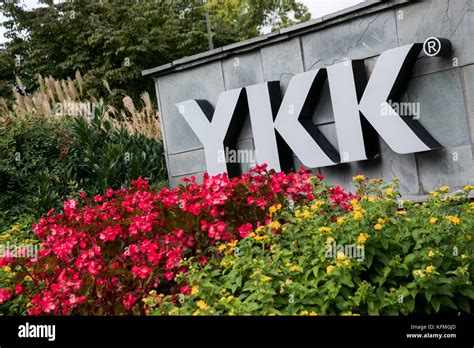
[260,37,305,92]
[156,61,225,155]
[169,149,206,177]
[462,65,474,147]
[293,156,322,174]
[416,145,474,192]
[346,138,420,195]
[396,0,474,76]
[319,163,351,191]
[407,68,470,148]
[222,51,265,90]
[170,171,207,188]
[301,9,398,71]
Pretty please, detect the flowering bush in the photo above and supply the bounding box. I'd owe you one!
[145,179,474,316]
[0,165,326,315]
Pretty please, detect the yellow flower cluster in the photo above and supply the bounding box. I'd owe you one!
[413,265,435,278]
[412,269,425,278]
[351,199,365,221]
[360,196,376,203]
[439,185,449,192]
[336,251,346,261]
[325,236,335,244]
[269,221,281,230]
[196,300,209,311]
[318,226,332,234]
[300,310,318,316]
[357,233,369,244]
[11,225,20,232]
[425,265,435,273]
[444,215,461,225]
[286,262,301,272]
[352,175,365,182]
[429,217,438,224]
[254,235,268,242]
[385,188,394,196]
[464,185,474,192]
[326,252,352,271]
[191,285,199,295]
[268,203,282,216]
[248,225,268,239]
[295,209,311,220]
[217,240,238,254]
[310,200,324,211]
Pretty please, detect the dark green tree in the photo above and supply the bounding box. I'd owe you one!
[0,0,310,105]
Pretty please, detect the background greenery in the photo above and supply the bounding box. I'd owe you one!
[0,0,310,105]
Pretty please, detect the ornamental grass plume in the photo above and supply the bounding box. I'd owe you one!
[0,72,162,141]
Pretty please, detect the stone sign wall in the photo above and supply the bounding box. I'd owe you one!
[143,0,474,197]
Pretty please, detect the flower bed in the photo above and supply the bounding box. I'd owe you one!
[1,167,472,316]
[145,178,474,316]
[0,165,329,315]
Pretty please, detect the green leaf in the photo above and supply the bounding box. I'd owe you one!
[456,297,471,313]
[460,288,474,300]
[341,275,354,288]
[368,302,379,315]
[405,296,415,313]
[440,296,457,310]
[425,288,435,302]
[432,297,441,313]
[403,253,416,265]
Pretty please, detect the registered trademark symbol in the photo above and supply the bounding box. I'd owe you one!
[423,37,451,57]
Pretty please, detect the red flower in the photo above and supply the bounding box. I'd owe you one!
[165,271,175,281]
[132,265,153,280]
[15,284,24,295]
[237,223,253,238]
[0,288,11,304]
[122,293,137,310]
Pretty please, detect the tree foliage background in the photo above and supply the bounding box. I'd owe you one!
[0,0,310,107]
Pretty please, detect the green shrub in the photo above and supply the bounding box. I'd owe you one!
[68,114,167,195]
[0,112,167,231]
[0,115,75,222]
[145,179,474,316]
